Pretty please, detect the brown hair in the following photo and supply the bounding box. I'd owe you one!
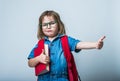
[37,10,66,40]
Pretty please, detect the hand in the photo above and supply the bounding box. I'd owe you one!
[96,36,106,49]
[37,49,50,64]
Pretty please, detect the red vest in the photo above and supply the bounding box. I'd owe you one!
[34,35,79,81]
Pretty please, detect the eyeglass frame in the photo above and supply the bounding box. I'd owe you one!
[40,20,57,28]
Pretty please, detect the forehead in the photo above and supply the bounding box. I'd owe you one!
[42,16,55,23]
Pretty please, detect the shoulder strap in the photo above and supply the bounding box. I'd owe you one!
[61,35,80,81]
[34,39,46,76]
[34,39,44,57]
[61,35,71,62]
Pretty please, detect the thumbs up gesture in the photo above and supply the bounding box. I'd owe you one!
[96,36,106,49]
[38,49,50,64]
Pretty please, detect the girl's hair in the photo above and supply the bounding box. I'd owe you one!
[37,10,66,39]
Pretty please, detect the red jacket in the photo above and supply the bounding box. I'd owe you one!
[34,35,79,81]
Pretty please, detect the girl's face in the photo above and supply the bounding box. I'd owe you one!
[42,16,58,38]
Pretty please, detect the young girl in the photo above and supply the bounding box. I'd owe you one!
[28,10,105,81]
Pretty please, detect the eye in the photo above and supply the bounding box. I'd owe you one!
[50,21,56,25]
[42,23,48,27]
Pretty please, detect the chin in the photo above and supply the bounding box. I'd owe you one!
[46,34,55,37]
[44,32,58,38]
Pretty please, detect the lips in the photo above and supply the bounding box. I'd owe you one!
[46,30,52,32]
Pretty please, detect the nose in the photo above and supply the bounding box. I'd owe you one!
[47,24,51,29]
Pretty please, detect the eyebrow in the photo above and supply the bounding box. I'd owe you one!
[42,21,56,24]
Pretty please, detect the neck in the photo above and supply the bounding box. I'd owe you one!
[48,35,57,42]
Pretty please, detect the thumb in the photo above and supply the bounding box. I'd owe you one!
[41,49,45,55]
[98,36,106,42]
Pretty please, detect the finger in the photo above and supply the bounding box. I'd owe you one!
[101,36,106,41]
[46,56,50,61]
[42,49,45,54]
[98,36,106,42]
[97,42,103,49]
[45,59,50,63]
[43,61,48,64]
[45,58,50,64]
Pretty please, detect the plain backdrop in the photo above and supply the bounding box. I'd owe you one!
[0,0,120,81]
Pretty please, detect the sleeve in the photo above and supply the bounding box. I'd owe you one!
[27,44,38,59]
[68,36,81,53]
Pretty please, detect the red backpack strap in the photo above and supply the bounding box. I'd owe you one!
[61,35,71,62]
[61,35,79,81]
[34,39,44,57]
[34,39,46,76]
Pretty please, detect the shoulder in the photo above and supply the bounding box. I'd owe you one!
[60,34,80,41]
[67,35,79,41]
[37,38,44,45]
[60,34,73,39]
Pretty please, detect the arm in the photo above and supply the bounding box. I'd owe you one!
[76,36,106,50]
[28,56,41,67]
[28,49,50,67]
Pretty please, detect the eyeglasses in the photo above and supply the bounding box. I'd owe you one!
[41,21,57,28]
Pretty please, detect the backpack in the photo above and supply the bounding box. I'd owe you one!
[34,35,81,81]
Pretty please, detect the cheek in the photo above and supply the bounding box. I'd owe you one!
[53,27,59,33]
[54,25,59,31]
[42,28,46,33]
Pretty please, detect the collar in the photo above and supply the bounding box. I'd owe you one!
[44,34,65,41]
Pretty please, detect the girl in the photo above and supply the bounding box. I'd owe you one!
[28,10,105,81]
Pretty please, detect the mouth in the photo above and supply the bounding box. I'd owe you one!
[46,30,52,32]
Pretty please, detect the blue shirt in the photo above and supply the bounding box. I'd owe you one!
[28,34,81,75]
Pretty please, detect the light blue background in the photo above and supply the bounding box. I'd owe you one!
[0,0,120,81]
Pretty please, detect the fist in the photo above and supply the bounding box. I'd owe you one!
[96,36,106,49]
[37,49,50,64]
